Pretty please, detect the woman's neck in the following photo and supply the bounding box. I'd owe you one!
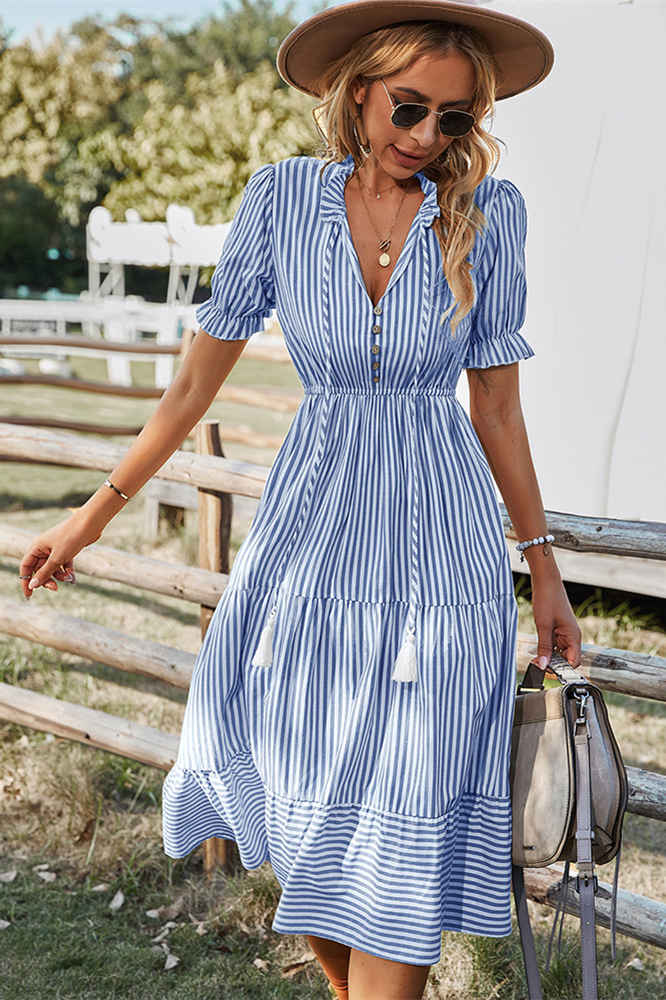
[352,159,419,198]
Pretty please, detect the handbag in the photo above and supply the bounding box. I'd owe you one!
[509,650,629,1000]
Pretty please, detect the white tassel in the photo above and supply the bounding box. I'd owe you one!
[251,605,278,668]
[392,628,418,683]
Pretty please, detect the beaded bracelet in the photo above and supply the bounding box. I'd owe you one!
[103,478,130,501]
[515,533,554,562]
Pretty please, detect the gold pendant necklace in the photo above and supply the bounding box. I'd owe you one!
[353,173,408,268]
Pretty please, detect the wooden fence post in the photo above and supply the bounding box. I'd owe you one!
[195,419,236,876]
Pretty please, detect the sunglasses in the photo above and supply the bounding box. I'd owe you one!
[379,78,475,138]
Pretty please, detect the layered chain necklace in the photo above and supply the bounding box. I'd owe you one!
[352,170,410,268]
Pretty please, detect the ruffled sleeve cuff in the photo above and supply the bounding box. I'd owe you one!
[195,299,273,341]
[464,328,535,369]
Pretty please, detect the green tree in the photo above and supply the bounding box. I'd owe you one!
[0,176,83,293]
[100,58,317,223]
[0,2,329,291]
[0,26,127,222]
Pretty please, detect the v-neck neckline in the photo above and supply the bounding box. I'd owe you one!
[343,171,424,311]
[319,154,441,312]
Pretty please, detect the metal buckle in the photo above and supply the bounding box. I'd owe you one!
[575,873,599,893]
[573,688,589,712]
[573,688,590,734]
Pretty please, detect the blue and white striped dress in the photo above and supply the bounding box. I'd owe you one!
[161,153,535,965]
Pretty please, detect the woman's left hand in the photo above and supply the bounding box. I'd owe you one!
[530,575,583,670]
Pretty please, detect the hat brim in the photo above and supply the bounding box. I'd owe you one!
[276,0,554,101]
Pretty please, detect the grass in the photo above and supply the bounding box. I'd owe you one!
[1,351,665,997]
[0,856,327,999]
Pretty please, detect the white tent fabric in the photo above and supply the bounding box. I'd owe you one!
[455,1,665,522]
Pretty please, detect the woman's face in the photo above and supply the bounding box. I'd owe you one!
[351,50,476,177]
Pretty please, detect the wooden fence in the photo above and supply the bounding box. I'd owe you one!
[0,423,665,951]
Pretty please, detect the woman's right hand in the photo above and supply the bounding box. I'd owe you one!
[19,511,103,599]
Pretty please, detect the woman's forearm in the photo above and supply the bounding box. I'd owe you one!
[470,403,561,583]
[77,331,246,535]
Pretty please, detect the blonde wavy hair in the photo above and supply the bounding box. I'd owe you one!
[312,20,504,338]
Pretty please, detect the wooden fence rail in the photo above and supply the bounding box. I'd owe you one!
[0,372,302,408]
[0,527,228,607]
[1,334,181,354]
[0,332,290,362]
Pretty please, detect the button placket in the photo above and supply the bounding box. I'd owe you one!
[371,303,382,384]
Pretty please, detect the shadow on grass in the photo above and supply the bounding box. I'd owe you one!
[0,489,95,513]
[0,637,190,707]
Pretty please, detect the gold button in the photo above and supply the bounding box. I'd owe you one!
[373,325,381,334]
[372,362,380,370]
[371,345,380,354]
[373,376,380,382]
[374,305,382,315]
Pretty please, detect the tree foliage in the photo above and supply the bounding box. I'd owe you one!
[0,176,82,294]
[0,1,325,292]
[102,60,315,221]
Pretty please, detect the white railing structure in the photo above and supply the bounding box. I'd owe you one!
[0,299,196,387]
[86,207,171,300]
[85,207,180,383]
[4,199,277,389]
[165,204,232,306]
[83,202,279,385]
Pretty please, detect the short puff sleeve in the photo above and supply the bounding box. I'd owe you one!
[196,163,276,341]
[463,178,535,369]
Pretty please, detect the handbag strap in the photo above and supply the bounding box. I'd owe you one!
[517,650,587,694]
[545,859,571,971]
[610,843,621,961]
[560,661,622,965]
[511,864,544,999]
[573,687,600,999]
[550,659,589,686]
[545,850,622,969]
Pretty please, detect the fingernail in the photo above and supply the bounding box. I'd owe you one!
[28,578,38,589]
[538,656,549,668]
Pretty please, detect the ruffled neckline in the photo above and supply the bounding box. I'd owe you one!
[319,153,441,227]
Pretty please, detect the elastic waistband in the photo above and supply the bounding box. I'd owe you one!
[304,385,456,398]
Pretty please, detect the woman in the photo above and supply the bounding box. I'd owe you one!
[19,1,582,997]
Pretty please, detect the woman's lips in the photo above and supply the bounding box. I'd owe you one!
[391,144,422,165]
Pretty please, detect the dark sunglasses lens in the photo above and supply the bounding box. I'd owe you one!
[439,111,475,137]
[392,103,474,137]
[391,104,428,128]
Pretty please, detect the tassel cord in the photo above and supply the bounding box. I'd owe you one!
[392,227,433,683]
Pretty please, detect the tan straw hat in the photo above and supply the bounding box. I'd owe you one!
[276,0,555,101]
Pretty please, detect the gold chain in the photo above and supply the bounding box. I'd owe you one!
[351,171,409,268]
